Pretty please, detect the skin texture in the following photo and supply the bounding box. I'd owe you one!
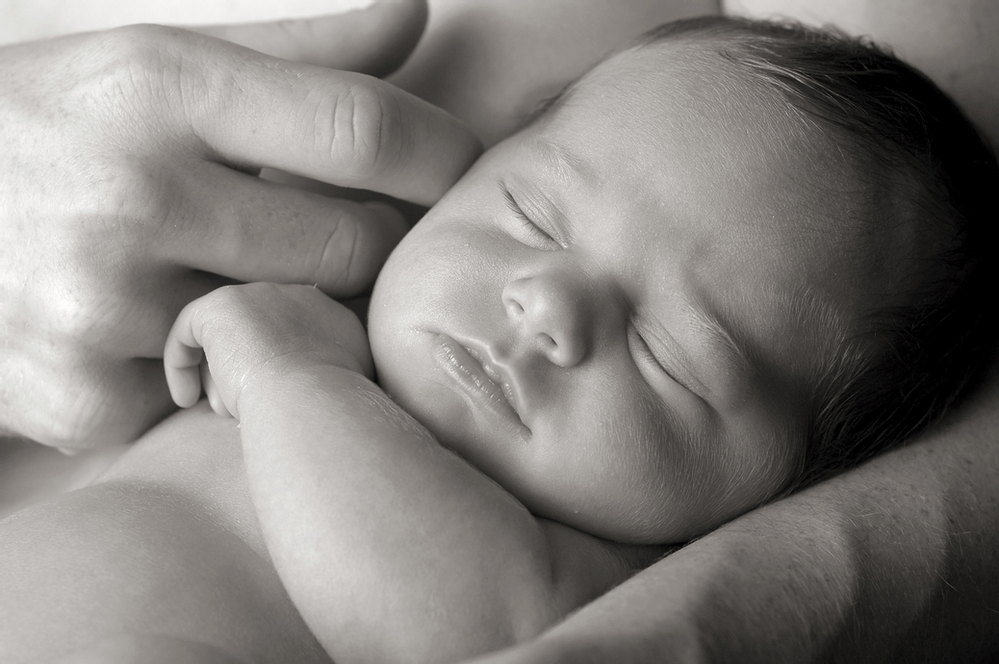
[467,371,999,664]
[387,0,717,147]
[0,0,712,465]
[164,282,660,664]
[51,635,248,664]
[0,406,329,664]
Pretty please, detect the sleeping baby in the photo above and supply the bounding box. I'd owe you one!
[3,15,995,664]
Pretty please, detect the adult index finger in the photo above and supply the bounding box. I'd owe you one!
[169,162,409,297]
[165,28,482,205]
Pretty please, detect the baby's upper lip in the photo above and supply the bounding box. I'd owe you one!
[460,339,527,426]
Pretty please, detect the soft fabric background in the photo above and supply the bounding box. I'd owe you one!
[0,0,370,45]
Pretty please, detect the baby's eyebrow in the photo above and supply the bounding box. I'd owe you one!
[528,136,595,187]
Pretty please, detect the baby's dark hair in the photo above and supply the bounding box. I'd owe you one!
[634,16,998,487]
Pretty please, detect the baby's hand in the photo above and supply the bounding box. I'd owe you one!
[164,283,373,418]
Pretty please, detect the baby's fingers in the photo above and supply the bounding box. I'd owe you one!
[164,295,241,417]
[201,363,233,418]
[164,302,208,409]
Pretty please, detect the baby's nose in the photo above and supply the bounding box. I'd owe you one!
[501,275,590,367]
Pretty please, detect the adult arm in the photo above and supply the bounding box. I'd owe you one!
[0,0,480,451]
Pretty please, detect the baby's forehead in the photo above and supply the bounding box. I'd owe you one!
[571,38,757,113]
[534,38,822,180]
[548,39,876,220]
[532,39,834,186]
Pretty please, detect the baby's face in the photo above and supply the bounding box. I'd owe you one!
[369,42,873,543]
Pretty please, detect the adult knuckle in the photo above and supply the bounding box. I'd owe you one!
[80,26,177,113]
[33,363,111,447]
[313,213,360,291]
[93,156,180,234]
[43,205,176,344]
[87,25,229,136]
[321,82,402,178]
[37,264,110,341]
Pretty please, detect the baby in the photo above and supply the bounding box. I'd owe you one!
[2,16,995,664]
[160,15,996,664]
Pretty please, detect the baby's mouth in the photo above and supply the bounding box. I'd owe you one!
[431,334,529,432]
[464,346,525,420]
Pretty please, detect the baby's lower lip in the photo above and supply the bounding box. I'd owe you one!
[431,334,527,430]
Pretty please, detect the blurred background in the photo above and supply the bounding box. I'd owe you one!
[0,0,370,45]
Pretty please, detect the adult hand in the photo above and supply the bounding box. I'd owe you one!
[0,0,481,451]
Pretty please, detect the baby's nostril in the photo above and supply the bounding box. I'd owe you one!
[505,298,525,317]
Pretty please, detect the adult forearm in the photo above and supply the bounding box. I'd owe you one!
[797,374,999,663]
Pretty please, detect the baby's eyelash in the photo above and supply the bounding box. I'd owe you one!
[502,188,559,248]
[631,329,667,372]
[630,326,690,391]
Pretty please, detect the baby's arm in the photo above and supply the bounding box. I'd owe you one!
[165,283,655,664]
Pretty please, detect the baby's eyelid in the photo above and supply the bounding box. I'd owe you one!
[628,324,689,391]
[502,188,561,250]
[629,325,664,370]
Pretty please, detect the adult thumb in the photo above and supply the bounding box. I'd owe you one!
[189,0,427,77]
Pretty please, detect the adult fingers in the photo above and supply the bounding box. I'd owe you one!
[164,164,409,296]
[218,67,479,206]
[14,358,175,451]
[190,0,428,77]
[140,26,481,205]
